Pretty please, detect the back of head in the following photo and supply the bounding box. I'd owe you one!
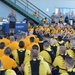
[0,42,5,49]
[65,56,74,69]
[70,42,75,49]
[21,33,26,39]
[32,45,39,51]
[30,37,35,43]
[3,33,10,39]
[43,40,50,49]
[9,36,15,42]
[51,39,57,45]
[31,49,39,60]
[19,41,24,48]
[58,36,62,41]
[4,47,12,56]
[59,46,66,54]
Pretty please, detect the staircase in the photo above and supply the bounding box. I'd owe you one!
[1,0,51,25]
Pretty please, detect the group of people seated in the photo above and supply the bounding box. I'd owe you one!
[0,22,75,75]
[33,12,75,25]
[33,12,47,23]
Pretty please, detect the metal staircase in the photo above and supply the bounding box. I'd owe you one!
[1,0,51,25]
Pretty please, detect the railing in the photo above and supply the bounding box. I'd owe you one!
[10,0,52,24]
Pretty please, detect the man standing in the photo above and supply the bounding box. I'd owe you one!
[8,10,17,35]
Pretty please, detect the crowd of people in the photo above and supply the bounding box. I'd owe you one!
[33,12,75,25]
[0,8,75,75]
[0,21,75,75]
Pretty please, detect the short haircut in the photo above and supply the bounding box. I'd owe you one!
[19,41,24,48]
[21,33,26,38]
[9,36,15,41]
[51,39,57,45]
[43,40,50,48]
[58,36,62,41]
[0,60,2,68]
[31,49,39,59]
[4,47,12,56]
[60,46,66,54]
[70,42,75,48]
[3,33,10,38]
[32,45,39,50]
[30,37,35,42]
[0,42,5,49]
[65,56,74,67]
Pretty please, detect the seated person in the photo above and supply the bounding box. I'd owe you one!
[57,36,64,46]
[12,41,31,66]
[61,56,75,75]
[42,17,47,23]
[7,36,19,51]
[66,42,75,61]
[24,49,51,75]
[53,46,67,74]
[40,40,56,65]
[59,16,63,24]
[33,12,38,18]
[0,60,16,75]
[26,37,40,52]
[0,33,10,46]
[1,47,17,70]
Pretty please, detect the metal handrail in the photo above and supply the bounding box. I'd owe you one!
[11,0,51,23]
[14,0,47,19]
[25,0,51,19]
[22,0,49,19]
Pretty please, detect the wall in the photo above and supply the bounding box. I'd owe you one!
[29,0,75,16]
[0,0,75,20]
[0,1,24,21]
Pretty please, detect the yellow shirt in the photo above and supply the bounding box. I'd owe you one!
[24,39,30,49]
[42,18,46,23]
[12,49,31,65]
[35,38,39,43]
[65,42,70,49]
[24,60,51,75]
[33,13,38,18]
[53,55,66,73]
[40,47,52,64]
[56,41,64,46]
[0,49,4,57]
[24,35,36,48]
[66,49,75,60]
[1,55,17,69]
[0,38,10,46]
[59,17,63,21]
[26,42,40,52]
[60,68,75,75]
[7,41,19,51]
[5,69,17,75]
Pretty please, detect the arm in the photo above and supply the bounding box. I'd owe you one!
[14,14,17,21]
[8,13,12,18]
